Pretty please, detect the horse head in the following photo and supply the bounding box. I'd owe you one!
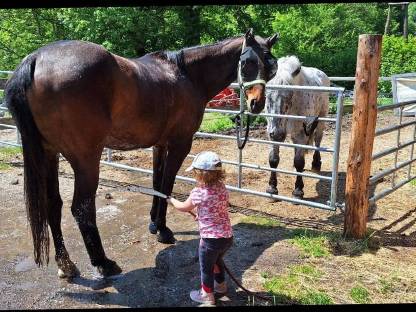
[238,29,279,114]
[266,55,302,137]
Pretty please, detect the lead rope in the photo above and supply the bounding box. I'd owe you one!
[236,38,250,150]
[188,210,273,303]
[235,113,251,150]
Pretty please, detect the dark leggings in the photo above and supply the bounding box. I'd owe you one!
[199,237,233,293]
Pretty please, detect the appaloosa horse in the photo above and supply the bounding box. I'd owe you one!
[265,55,329,199]
[5,29,278,278]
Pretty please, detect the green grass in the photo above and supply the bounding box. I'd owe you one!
[329,97,393,114]
[287,229,333,258]
[350,284,371,303]
[263,264,333,305]
[410,179,416,187]
[239,216,283,228]
[199,112,234,133]
[378,274,401,295]
[0,146,21,170]
[198,112,267,133]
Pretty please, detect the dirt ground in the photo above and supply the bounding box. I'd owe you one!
[0,110,415,308]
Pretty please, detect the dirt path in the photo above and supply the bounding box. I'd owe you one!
[0,111,415,307]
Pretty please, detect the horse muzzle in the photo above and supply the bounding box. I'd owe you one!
[245,83,266,114]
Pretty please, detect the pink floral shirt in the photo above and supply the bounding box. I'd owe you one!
[190,182,233,238]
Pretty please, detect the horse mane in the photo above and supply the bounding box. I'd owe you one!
[271,55,302,85]
[148,35,242,73]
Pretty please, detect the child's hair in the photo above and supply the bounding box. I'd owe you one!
[194,168,225,187]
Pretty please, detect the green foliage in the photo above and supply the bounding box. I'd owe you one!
[251,115,267,127]
[0,4,387,74]
[270,3,386,77]
[1,4,412,100]
[263,264,333,304]
[199,112,234,133]
[350,284,371,303]
[380,35,416,93]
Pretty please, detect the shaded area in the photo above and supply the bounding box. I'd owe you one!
[59,221,302,307]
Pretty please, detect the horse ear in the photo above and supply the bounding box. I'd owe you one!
[267,33,279,48]
[245,28,254,42]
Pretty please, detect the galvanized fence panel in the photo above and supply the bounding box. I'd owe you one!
[369,73,416,205]
[102,83,346,211]
[0,72,348,211]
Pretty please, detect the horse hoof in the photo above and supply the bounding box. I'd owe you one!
[157,227,176,244]
[266,186,280,202]
[292,189,304,201]
[97,259,122,277]
[149,222,158,234]
[57,266,80,279]
[56,259,80,279]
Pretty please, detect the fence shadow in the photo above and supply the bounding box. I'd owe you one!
[371,207,416,249]
[304,170,381,226]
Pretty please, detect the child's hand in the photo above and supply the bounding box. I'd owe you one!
[189,210,198,221]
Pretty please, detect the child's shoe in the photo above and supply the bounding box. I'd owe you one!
[190,288,215,305]
[214,281,227,295]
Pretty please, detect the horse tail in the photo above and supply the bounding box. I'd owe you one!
[5,53,50,266]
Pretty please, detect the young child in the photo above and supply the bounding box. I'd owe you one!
[168,151,233,306]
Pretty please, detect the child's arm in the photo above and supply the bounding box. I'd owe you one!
[168,195,196,213]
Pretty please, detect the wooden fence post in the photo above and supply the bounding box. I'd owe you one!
[344,34,383,239]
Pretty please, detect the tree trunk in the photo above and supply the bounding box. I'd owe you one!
[403,3,409,40]
[384,5,391,35]
[344,34,382,239]
[181,6,201,46]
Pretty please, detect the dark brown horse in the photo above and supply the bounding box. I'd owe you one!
[5,29,278,278]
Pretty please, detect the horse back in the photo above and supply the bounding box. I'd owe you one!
[294,66,330,117]
[26,40,119,154]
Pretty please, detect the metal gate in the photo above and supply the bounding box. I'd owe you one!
[103,82,346,211]
[369,73,416,204]
[0,72,345,211]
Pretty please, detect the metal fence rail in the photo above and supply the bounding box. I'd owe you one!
[104,83,345,211]
[1,72,346,211]
[369,74,416,204]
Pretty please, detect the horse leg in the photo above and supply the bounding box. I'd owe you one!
[155,138,193,244]
[266,130,285,198]
[69,152,121,277]
[311,122,324,173]
[149,145,167,235]
[45,151,79,278]
[292,135,306,199]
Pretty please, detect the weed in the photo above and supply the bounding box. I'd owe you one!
[350,284,371,303]
[287,229,332,258]
[379,275,401,294]
[299,290,334,305]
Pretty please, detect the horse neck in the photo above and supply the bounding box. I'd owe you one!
[181,37,244,103]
